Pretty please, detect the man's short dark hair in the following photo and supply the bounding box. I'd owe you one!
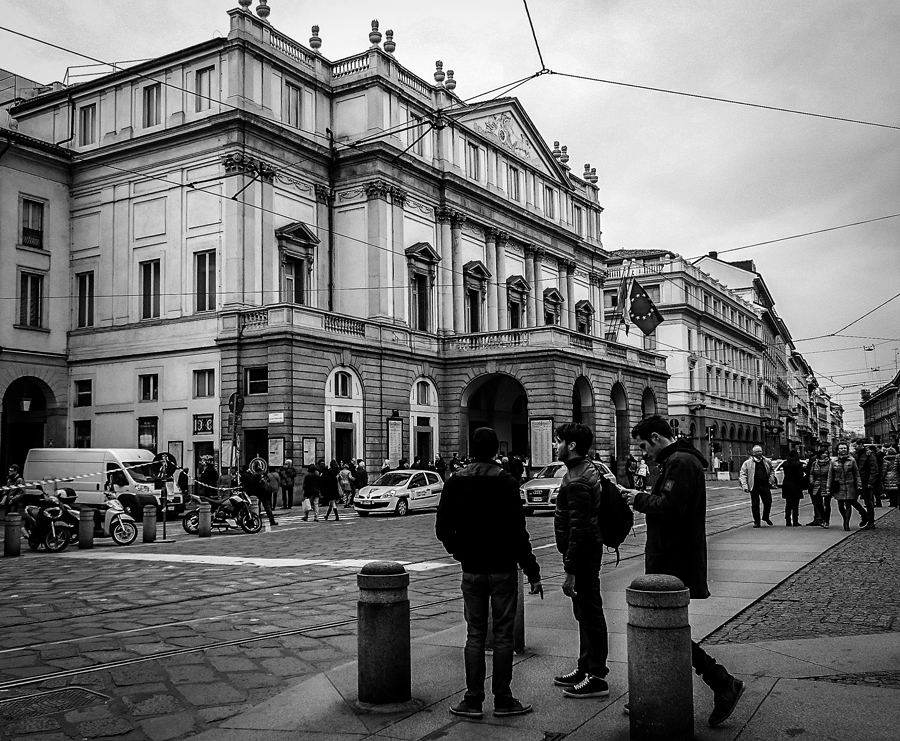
[555,423,593,456]
[631,415,674,442]
[471,427,499,461]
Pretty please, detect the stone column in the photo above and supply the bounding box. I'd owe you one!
[557,259,569,329]
[391,187,408,325]
[533,247,545,325]
[523,245,537,328]
[496,231,509,331]
[436,207,453,334]
[450,212,466,333]
[565,260,576,330]
[590,270,607,338]
[366,180,393,320]
[485,227,499,332]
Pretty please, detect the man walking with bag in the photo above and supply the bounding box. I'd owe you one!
[436,427,543,719]
[739,445,775,527]
[627,415,745,727]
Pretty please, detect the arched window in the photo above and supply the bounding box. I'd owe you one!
[326,367,364,464]
[410,377,439,466]
[335,371,352,399]
[416,380,430,406]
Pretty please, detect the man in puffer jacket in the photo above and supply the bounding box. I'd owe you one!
[436,427,542,720]
[552,422,611,699]
[880,447,899,508]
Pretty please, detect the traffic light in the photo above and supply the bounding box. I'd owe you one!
[707,426,713,444]
[712,442,723,453]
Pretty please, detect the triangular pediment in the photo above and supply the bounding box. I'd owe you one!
[506,275,530,293]
[276,221,320,245]
[575,299,594,314]
[405,241,441,263]
[543,287,565,304]
[463,260,491,279]
[454,99,573,191]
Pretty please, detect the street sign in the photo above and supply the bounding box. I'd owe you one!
[228,392,245,415]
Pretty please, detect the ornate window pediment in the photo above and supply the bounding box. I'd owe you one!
[543,287,564,305]
[276,221,319,262]
[575,299,594,315]
[463,260,491,281]
[405,241,441,265]
[277,222,319,306]
[506,274,531,294]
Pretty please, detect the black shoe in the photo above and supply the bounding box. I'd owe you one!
[270,522,279,526]
[563,675,609,698]
[553,669,587,687]
[449,700,483,719]
[493,699,532,717]
[844,523,850,531]
[709,678,745,727]
[753,523,761,528]
[764,519,774,526]
[805,521,821,526]
[864,523,875,530]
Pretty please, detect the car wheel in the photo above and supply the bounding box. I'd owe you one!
[395,499,409,516]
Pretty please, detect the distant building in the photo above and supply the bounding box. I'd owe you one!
[860,373,899,446]
[1,5,666,475]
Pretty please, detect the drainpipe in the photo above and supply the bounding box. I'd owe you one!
[326,128,336,312]
[55,94,76,148]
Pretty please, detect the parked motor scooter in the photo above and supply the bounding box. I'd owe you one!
[22,492,72,552]
[58,488,138,546]
[182,488,261,534]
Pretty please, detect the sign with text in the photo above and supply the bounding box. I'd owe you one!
[387,417,403,467]
[268,437,284,467]
[530,418,554,468]
[193,414,214,435]
[302,437,317,467]
[268,412,285,424]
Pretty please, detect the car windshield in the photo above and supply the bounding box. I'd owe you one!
[123,462,155,483]
[374,472,412,487]
[533,464,565,479]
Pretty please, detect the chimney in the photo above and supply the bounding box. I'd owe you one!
[708,251,718,259]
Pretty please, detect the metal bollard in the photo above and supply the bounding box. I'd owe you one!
[4,513,22,558]
[142,505,157,543]
[198,502,212,538]
[356,561,414,710]
[627,574,693,741]
[249,496,259,517]
[78,508,94,549]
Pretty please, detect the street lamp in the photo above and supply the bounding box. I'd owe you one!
[20,388,32,412]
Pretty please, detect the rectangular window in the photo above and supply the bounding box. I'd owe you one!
[195,67,213,112]
[79,104,96,146]
[509,300,522,329]
[467,289,481,333]
[574,205,584,236]
[195,250,216,313]
[74,380,92,407]
[687,328,694,352]
[411,115,425,156]
[603,289,618,309]
[411,273,430,332]
[138,417,158,453]
[142,83,161,128]
[285,82,301,127]
[140,259,161,319]
[283,257,305,305]
[76,271,95,328]
[508,166,520,201]
[245,367,268,395]
[467,143,480,181]
[139,374,159,402]
[193,369,215,398]
[335,372,352,399]
[21,199,44,248]
[643,330,658,351]
[644,284,661,304]
[74,421,91,448]
[19,272,43,327]
[544,186,555,218]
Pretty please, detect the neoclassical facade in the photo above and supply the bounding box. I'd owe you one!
[3,3,666,475]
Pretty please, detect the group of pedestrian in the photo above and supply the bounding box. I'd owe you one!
[625,453,650,490]
[740,439,897,531]
[436,417,744,729]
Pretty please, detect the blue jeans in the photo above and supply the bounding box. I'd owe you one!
[460,572,518,707]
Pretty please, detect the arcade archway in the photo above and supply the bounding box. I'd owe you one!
[460,374,528,457]
[610,382,629,480]
[572,376,595,429]
[1,377,54,471]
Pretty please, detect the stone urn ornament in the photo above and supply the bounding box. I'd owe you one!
[309,25,322,51]
[383,29,396,54]
[369,20,382,47]
[444,70,456,91]
[434,60,446,84]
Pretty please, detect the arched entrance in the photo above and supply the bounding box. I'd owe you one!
[1,377,53,471]
[610,382,629,480]
[460,374,528,457]
[572,376,595,429]
[641,388,657,418]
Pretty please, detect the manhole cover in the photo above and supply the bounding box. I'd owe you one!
[0,687,109,721]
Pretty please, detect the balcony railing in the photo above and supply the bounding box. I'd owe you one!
[332,52,370,79]
[263,25,315,68]
[22,227,43,248]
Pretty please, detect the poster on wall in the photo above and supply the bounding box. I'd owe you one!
[530,418,554,468]
[387,417,403,467]
[268,437,284,468]
[167,441,184,467]
[302,437,317,467]
[221,440,233,470]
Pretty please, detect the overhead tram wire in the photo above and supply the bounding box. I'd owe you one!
[522,0,549,72]
[791,290,900,342]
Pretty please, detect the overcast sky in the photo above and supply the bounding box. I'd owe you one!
[2,0,898,430]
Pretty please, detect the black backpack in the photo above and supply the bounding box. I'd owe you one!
[590,462,635,565]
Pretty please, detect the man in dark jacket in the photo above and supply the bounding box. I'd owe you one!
[436,427,542,720]
[551,422,611,699]
[627,415,744,728]
[853,440,877,528]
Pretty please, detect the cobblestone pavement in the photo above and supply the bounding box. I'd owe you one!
[0,482,757,741]
[706,507,900,646]
[809,670,900,690]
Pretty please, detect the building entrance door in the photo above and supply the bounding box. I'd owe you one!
[244,429,268,465]
[334,426,354,464]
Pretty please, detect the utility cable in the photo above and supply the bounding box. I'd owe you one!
[522,0,548,72]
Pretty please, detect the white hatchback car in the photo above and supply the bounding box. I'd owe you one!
[354,470,444,517]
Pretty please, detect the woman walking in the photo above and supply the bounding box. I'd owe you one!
[321,460,342,521]
[338,463,355,507]
[807,446,834,527]
[301,465,320,522]
[827,443,865,531]
[880,447,899,509]
[780,449,805,526]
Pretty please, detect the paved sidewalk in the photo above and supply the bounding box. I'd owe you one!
[178,507,900,741]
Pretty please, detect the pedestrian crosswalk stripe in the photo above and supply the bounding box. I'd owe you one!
[63,552,454,571]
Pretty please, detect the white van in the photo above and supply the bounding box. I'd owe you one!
[23,448,185,517]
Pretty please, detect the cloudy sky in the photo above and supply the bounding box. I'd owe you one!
[2,0,897,429]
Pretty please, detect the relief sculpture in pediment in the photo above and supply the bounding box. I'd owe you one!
[475,112,536,162]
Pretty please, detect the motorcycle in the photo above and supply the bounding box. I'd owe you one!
[181,488,262,534]
[59,489,138,546]
[22,493,72,552]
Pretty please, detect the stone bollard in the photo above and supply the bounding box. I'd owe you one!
[198,503,212,538]
[356,561,415,711]
[627,574,693,741]
[142,505,157,543]
[249,496,259,517]
[78,508,94,549]
[4,513,22,558]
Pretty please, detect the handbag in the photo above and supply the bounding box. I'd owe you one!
[302,499,311,513]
